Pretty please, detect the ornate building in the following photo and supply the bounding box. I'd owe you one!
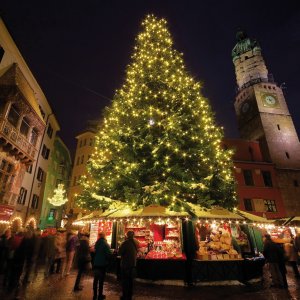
[0,17,60,229]
[232,31,300,216]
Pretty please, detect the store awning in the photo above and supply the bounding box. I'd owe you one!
[236,210,273,223]
[189,203,244,220]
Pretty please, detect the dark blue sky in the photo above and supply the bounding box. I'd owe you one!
[1,1,300,156]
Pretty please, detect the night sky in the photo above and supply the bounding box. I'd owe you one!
[1,1,300,157]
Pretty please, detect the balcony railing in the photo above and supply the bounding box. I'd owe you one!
[0,117,37,161]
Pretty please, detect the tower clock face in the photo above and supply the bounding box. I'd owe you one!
[262,93,279,108]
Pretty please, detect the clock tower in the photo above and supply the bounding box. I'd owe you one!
[232,30,300,216]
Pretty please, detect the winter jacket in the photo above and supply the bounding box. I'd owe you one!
[66,234,78,252]
[263,239,284,263]
[93,237,111,267]
[118,238,139,269]
[55,232,67,259]
[76,236,91,264]
[284,241,298,262]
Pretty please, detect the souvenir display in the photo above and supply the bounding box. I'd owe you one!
[195,223,242,260]
[118,220,185,260]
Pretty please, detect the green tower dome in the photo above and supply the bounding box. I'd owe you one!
[232,30,261,60]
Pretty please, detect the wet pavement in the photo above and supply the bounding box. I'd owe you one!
[1,265,300,300]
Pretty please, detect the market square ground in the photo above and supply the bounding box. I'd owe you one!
[1,265,300,300]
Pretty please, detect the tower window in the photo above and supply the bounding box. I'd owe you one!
[277,124,280,130]
[285,152,290,159]
[294,180,299,187]
[243,170,254,186]
[262,171,273,187]
[244,198,253,211]
[248,147,254,161]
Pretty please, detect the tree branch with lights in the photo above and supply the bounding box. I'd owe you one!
[77,15,237,212]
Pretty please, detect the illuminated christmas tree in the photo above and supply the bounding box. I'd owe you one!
[78,15,236,212]
[48,184,68,206]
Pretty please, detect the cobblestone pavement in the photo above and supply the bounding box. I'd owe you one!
[1,266,300,300]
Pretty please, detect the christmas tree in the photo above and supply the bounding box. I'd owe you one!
[78,15,236,212]
[48,184,68,206]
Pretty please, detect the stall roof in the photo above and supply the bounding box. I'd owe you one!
[107,205,189,218]
[189,204,244,220]
[236,210,273,223]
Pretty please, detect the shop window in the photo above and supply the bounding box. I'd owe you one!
[244,198,253,211]
[20,117,30,136]
[17,187,27,205]
[294,180,299,187]
[41,145,50,159]
[48,208,56,221]
[47,124,53,139]
[7,104,20,128]
[243,169,254,186]
[262,171,273,187]
[0,159,14,193]
[37,167,44,182]
[31,194,39,209]
[264,199,277,212]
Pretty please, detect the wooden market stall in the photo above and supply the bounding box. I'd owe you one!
[187,205,266,284]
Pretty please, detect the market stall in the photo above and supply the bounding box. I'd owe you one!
[188,205,265,284]
[108,204,189,281]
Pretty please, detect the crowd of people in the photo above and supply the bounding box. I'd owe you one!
[1,225,300,299]
[263,233,300,289]
[0,226,138,300]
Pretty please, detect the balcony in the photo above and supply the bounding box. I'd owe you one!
[0,117,37,163]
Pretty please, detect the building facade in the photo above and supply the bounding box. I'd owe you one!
[40,136,72,229]
[224,139,286,219]
[232,31,300,216]
[67,122,98,217]
[0,18,60,230]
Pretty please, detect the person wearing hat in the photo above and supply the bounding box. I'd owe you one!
[118,230,139,300]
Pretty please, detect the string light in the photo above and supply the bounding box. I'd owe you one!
[76,14,236,213]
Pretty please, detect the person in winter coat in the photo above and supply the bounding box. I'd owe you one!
[43,230,56,277]
[263,234,287,288]
[118,230,139,300]
[65,230,78,275]
[93,232,111,300]
[54,229,67,277]
[284,236,300,278]
[73,232,91,292]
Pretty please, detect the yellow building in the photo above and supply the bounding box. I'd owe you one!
[68,122,98,216]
